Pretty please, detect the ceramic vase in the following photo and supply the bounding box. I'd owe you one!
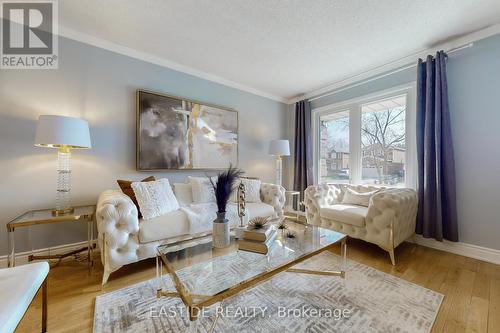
[213,212,230,248]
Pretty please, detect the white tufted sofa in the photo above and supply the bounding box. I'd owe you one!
[96,182,285,284]
[304,184,417,265]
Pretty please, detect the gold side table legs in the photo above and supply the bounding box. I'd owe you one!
[7,217,95,273]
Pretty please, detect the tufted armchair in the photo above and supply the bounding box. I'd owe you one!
[96,182,285,284]
[304,184,417,265]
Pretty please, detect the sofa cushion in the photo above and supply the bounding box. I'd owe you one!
[139,210,190,243]
[320,204,368,228]
[246,202,275,219]
[0,262,49,333]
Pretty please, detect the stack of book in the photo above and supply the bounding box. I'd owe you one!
[237,224,277,254]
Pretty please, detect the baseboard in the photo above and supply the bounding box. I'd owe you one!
[0,240,97,268]
[412,235,500,265]
[2,236,499,269]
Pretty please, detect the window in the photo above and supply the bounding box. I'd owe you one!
[319,110,350,184]
[361,95,406,186]
[313,85,416,188]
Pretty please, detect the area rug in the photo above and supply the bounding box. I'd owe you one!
[94,252,443,333]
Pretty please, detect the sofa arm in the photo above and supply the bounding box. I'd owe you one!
[365,188,418,248]
[96,190,140,278]
[260,183,286,218]
[304,184,342,225]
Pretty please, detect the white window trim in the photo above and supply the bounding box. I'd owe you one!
[312,82,417,189]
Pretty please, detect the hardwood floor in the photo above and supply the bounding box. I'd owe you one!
[17,239,500,333]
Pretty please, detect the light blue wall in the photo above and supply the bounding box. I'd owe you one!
[310,68,415,110]
[290,33,500,250]
[0,36,287,256]
[446,34,500,250]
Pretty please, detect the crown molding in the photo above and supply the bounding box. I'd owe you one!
[57,26,288,103]
[287,24,500,104]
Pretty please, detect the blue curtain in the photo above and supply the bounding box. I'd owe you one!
[416,51,458,241]
[293,100,313,205]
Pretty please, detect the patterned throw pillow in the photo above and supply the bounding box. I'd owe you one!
[131,178,180,220]
[117,176,155,218]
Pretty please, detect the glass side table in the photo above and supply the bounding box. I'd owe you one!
[7,205,96,271]
[284,190,301,221]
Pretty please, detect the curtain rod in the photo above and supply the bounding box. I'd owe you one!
[307,42,474,102]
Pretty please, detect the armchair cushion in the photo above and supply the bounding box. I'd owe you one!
[341,188,379,207]
[0,262,49,333]
[320,204,368,228]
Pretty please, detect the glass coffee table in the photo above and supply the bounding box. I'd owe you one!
[156,220,347,329]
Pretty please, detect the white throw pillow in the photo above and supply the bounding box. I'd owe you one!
[172,183,193,206]
[231,178,261,203]
[342,188,379,207]
[188,176,216,203]
[131,178,180,220]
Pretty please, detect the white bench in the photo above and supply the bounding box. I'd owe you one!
[0,262,49,333]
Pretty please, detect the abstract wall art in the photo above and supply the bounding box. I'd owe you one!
[136,90,238,170]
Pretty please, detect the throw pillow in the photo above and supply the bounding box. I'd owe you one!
[231,178,261,203]
[131,178,180,220]
[188,176,216,203]
[342,188,379,207]
[172,183,194,206]
[117,176,156,218]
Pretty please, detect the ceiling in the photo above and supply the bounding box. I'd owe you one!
[59,0,500,102]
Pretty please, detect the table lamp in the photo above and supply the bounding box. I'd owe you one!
[35,115,91,215]
[268,139,290,186]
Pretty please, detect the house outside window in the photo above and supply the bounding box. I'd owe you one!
[313,84,416,188]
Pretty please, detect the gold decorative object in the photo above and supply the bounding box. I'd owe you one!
[237,182,246,227]
[277,221,288,230]
[248,216,270,229]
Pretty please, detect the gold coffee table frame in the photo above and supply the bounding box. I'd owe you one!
[156,221,347,327]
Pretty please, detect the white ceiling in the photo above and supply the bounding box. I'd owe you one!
[59,0,500,102]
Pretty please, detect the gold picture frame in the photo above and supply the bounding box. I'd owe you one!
[136,89,239,171]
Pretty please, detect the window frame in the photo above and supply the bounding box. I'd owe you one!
[312,83,417,188]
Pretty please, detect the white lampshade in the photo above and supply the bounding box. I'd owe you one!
[269,139,290,156]
[35,115,91,149]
